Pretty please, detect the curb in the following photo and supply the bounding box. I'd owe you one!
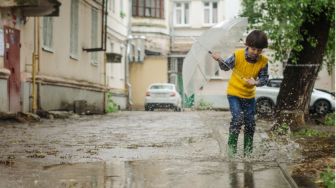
[278,163,299,188]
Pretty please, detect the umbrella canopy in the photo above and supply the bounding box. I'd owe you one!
[182,17,248,96]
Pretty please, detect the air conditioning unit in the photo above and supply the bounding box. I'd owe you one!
[128,36,145,63]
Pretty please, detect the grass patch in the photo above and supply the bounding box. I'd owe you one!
[292,128,331,138]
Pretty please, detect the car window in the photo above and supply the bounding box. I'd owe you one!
[267,80,282,88]
[150,85,174,90]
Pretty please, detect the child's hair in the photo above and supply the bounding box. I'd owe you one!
[245,30,268,49]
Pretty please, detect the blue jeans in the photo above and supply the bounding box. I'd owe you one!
[227,95,256,136]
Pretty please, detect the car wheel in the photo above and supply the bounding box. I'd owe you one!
[256,98,274,116]
[314,99,330,115]
[145,105,154,111]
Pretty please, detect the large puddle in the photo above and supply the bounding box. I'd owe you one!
[0,159,294,188]
[0,111,302,187]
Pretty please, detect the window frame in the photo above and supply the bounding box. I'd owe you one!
[203,1,218,25]
[70,0,79,59]
[173,2,190,26]
[132,0,165,19]
[42,17,54,52]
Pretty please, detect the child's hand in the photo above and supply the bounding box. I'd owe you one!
[244,77,258,86]
[211,52,221,61]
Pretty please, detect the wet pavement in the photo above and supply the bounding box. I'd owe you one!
[0,111,300,187]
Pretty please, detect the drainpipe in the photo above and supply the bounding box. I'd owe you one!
[102,0,107,113]
[103,52,107,113]
[125,0,132,110]
[32,17,40,113]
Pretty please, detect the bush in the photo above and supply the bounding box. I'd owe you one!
[106,92,119,113]
[197,99,213,110]
[273,123,290,135]
[320,167,335,188]
[324,113,335,126]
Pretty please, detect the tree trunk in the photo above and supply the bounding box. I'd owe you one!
[274,9,331,131]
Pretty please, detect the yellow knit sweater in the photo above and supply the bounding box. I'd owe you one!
[227,49,268,99]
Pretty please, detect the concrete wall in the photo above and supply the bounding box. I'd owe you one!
[130,56,168,109]
[195,94,229,110]
[111,94,127,110]
[38,84,104,113]
[22,82,30,112]
[0,79,8,111]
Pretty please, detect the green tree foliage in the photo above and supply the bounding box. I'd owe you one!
[242,0,334,72]
[242,0,334,130]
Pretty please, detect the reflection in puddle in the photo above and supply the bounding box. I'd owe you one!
[0,160,293,188]
[229,163,255,188]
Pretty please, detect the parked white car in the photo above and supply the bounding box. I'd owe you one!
[256,78,335,115]
[144,83,182,111]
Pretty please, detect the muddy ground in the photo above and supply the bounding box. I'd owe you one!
[290,129,335,188]
[258,114,335,188]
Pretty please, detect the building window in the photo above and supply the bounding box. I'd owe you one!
[111,0,115,13]
[203,2,218,24]
[120,0,123,12]
[91,8,99,65]
[70,0,79,58]
[132,0,164,18]
[42,17,53,50]
[174,2,189,25]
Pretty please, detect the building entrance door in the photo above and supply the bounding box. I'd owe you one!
[4,26,21,112]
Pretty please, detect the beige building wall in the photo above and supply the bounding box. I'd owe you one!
[33,0,104,83]
[0,0,106,113]
[130,56,168,109]
[16,0,104,85]
[105,0,130,109]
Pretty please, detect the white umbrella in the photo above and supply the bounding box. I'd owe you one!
[182,17,248,96]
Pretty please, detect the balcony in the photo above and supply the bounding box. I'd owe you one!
[0,0,61,16]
